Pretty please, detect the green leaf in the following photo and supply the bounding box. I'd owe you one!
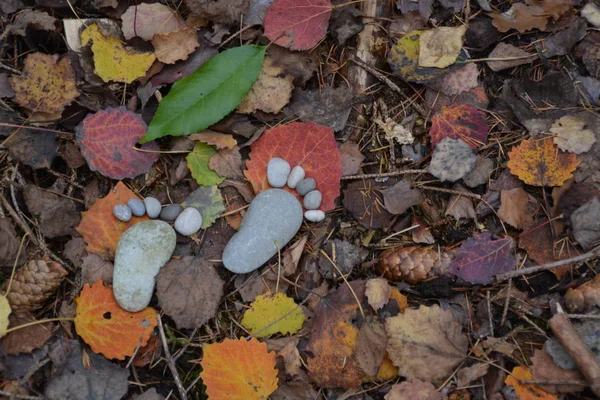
[141,45,266,143]
[181,186,226,229]
[186,142,224,187]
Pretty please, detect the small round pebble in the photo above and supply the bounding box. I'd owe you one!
[287,166,305,189]
[127,198,146,217]
[296,178,316,196]
[267,158,291,188]
[303,190,322,210]
[160,204,183,221]
[144,197,162,218]
[113,204,132,222]
[304,210,325,222]
[174,208,203,236]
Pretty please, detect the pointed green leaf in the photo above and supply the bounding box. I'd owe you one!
[141,45,266,143]
[186,142,224,187]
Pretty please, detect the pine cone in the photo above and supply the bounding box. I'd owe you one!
[2,259,67,310]
[379,246,455,284]
[0,218,23,267]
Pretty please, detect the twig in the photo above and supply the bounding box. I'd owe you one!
[0,390,41,400]
[419,186,482,200]
[341,169,428,180]
[501,278,511,327]
[157,315,188,400]
[495,247,600,282]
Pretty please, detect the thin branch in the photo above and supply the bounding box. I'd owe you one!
[157,315,188,400]
[341,169,428,180]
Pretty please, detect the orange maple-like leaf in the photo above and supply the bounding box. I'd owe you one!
[74,280,158,360]
[507,137,579,187]
[75,181,149,259]
[505,366,558,400]
[200,338,278,400]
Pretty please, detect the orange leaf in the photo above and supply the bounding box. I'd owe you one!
[429,104,488,149]
[244,121,342,211]
[74,280,157,360]
[200,338,278,400]
[75,181,149,259]
[505,366,558,400]
[507,137,579,187]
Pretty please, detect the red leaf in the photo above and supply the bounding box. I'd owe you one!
[244,121,342,211]
[429,104,488,149]
[76,107,159,179]
[449,232,516,284]
[264,0,332,51]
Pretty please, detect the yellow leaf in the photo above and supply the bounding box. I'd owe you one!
[0,296,11,338]
[81,24,156,83]
[505,366,558,400]
[242,292,305,338]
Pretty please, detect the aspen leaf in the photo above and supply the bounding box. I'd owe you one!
[419,26,467,68]
[80,23,156,83]
[121,3,186,41]
[428,138,477,182]
[507,137,579,187]
[200,338,278,400]
[74,280,158,360]
[186,142,225,187]
[242,292,305,338]
[388,31,449,83]
[504,366,558,400]
[429,104,488,149]
[550,115,596,154]
[76,182,149,259]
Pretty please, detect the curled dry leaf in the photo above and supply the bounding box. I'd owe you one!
[7,9,56,36]
[380,246,454,284]
[366,278,392,311]
[4,128,58,170]
[24,184,80,239]
[237,56,294,114]
[356,319,389,377]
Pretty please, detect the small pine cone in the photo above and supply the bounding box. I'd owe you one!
[2,259,67,310]
[379,246,454,284]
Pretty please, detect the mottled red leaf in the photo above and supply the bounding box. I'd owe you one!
[76,107,159,179]
[244,121,342,211]
[429,104,488,149]
[264,0,333,51]
[449,232,516,284]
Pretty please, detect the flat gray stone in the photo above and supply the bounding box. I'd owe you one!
[297,178,316,195]
[222,189,303,274]
[113,221,176,312]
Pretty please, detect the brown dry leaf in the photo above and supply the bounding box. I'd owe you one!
[381,179,425,215]
[152,27,200,64]
[445,184,476,221]
[121,2,187,41]
[412,216,435,244]
[209,147,243,179]
[490,0,573,33]
[456,363,489,387]
[0,310,53,355]
[419,26,467,68]
[365,278,392,311]
[486,43,536,71]
[271,372,319,400]
[238,56,294,114]
[23,184,80,239]
[281,235,308,276]
[385,304,468,383]
[81,254,114,285]
[339,142,364,176]
[190,130,237,149]
[565,275,600,313]
[8,9,56,36]
[356,318,388,377]
[343,179,395,229]
[497,187,536,230]
[385,379,446,400]
[156,256,224,329]
[531,349,585,393]
[221,185,246,230]
[0,218,25,267]
[10,53,78,116]
[267,337,302,377]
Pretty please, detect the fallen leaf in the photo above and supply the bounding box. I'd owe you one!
[181,186,226,229]
[582,2,600,28]
[385,379,446,400]
[419,26,467,68]
[426,85,489,115]
[209,147,243,179]
[412,216,435,244]
[184,0,251,24]
[156,256,224,329]
[571,197,600,251]
[490,0,573,33]
[445,184,476,222]
[4,128,57,170]
[76,181,149,259]
[0,219,25,268]
[428,138,477,182]
[318,239,368,279]
[148,42,218,88]
[355,318,388,377]
[132,333,162,368]
[121,3,186,41]
[0,297,10,338]
[385,304,468,383]
[81,23,156,83]
[74,280,158,360]
[537,17,587,57]
[330,5,363,45]
[190,131,237,149]
[456,363,489,387]
[1,311,52,355]
[550,115,596,154]
[381,179,425,215]
[450,232,516,285]
[200,338,278,400]
[497,187,536,230]
[343,179,395,229]
[9,53,78,115]
[7,9,56,36]
[264,0,332,50]
[428,63,479,96]
[388,30,450,83]
[565,275,600,313]
[186,142,225,186]
[23,184,80,239]
[238,56,294,114]
[280,235,307,276]
[365,278,392,311]
[339,142,364,176]
[429,104,488,149]
[152,27,200,64]
[306,280,366,388]
[377,118,414,145]
[530,349,584,393]
[142,45,265,142]
[245,0,276,25]
[267,45,318,86]
[81,254,114,285]
[245,121,342,211]
[76,107,159,180]
[486,42,536,71]
[504,366,558,400]
[242,292,305,338]
[463,156,494,188]
[44,340,129,400]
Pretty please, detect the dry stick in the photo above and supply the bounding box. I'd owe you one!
[157,315,188,400]
[495,246,600,282]
[341,169,428,180]
[419,185,482,200]
[549,303,600,396]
